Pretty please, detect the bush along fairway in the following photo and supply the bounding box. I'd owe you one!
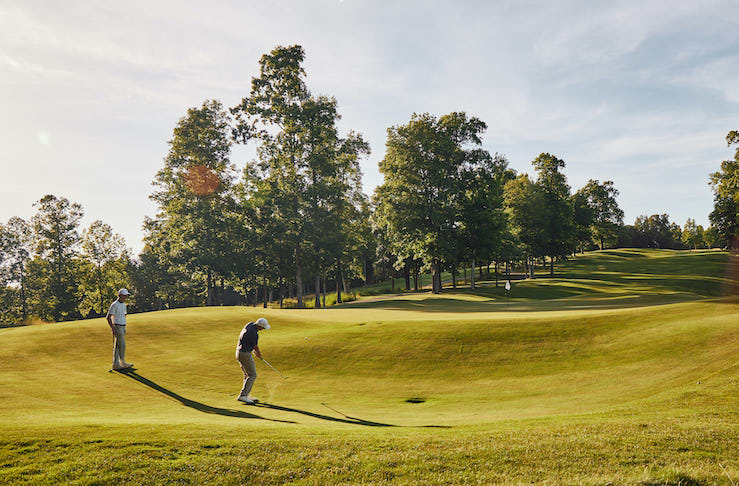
[0,250,737,485]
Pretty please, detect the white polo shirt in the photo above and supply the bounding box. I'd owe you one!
[107,300,127,326]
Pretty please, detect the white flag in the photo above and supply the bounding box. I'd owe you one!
[505,280,511,291]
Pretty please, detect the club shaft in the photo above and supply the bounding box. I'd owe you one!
[260,357,284,378]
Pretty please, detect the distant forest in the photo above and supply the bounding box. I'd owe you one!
[1,45,737,325]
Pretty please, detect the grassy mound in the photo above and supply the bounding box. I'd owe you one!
[1,249,737,484]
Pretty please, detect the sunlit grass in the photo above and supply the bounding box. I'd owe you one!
[1,249,736,484]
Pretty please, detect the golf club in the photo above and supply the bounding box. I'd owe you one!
[259,357,286,379]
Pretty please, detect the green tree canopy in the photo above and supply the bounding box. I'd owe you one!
[374,112,489,293]
[80,220,130,316]
[232,45,369,307]
[578,179,624,249]
[31,195,84,321]
[0,217,33,321]
[149,99,236,306]
[709,130,739,248]
[531,153,575,275]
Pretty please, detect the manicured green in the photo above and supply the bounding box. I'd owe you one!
[1,249,737,484]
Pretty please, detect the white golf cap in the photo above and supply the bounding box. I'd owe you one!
[255,317,270,329]
[118,288,130,296]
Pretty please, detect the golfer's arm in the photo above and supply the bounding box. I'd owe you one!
[252,345,261,359]
[106,315,114,328]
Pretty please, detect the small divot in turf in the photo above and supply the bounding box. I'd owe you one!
[405,398,425,403]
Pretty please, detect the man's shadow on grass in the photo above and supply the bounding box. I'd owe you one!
[114,369,295,424]
[254,402,450,429]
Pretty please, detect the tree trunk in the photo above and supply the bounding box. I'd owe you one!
[322,277,326,308]
[363,256,368,286]
[452,267,457,289]
[391,272,395,292]
[206,268,213,306]
[263,282,268,308]
[464,266,467,285]
[471,251,476,291]
[98,270,104,315]
[550,256,554,277]
[431,260,441,294]
[20,268,27,319]
[315,274,321,308]
[413,262,419,291]
[495,261,499,287]
[404,262,411,291]
[336,259,343,304]
[279,280,284,309]
[296,245,304,308]
[600,236,604,250]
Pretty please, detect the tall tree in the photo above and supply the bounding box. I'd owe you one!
[149,99,236,306]
[232,45,313,308]
[504,174,547,275]
[578,180,624,249]
[80,220,129,316]
[531,153,575,276]
[458,153,512,290]
[32,195,83,322]
[375,112,488,293]
[0,217,33,321]
[682,218,706,249]
[571,190,594,253]
[709,130,739,249]
[704,225,721,249]
[232,45,369,307]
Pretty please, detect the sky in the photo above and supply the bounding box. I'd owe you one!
[1,0,737,254]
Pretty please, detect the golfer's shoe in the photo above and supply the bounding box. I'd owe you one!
[247,396,259,403]
[123,363,134,368]
[237,395,255,404]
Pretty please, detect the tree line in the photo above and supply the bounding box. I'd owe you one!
[1,45,736,324]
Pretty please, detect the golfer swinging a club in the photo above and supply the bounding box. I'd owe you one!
[236,317,270,404]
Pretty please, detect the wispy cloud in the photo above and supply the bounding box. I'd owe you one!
[0,0,737,251]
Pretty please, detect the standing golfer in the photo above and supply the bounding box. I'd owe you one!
[107,288,133,371]
[236,317,270,404]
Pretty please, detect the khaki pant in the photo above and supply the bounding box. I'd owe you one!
[236,351,257,397]
[113,326,126,367]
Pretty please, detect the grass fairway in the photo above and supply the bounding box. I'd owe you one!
[1,250,737,485]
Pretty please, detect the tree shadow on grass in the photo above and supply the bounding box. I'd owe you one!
[255,402,451,429]
[114,370,295,424]
[339,293,704,313]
